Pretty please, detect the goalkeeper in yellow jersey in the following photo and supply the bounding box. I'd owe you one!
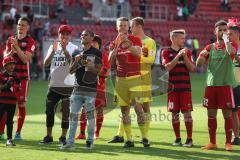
[109,17,156,148]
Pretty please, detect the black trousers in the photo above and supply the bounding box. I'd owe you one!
[0,103,16,140]
[45,88,70,129]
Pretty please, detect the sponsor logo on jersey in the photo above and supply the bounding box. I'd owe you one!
[21,42,27,47]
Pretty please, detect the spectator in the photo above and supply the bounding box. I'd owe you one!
[57,0,65,12]
[154,42,162,65]
[59,17,68,25]
[180,0,187,5]
[145,28,155,38]
[9,7,16,19]
[27,9,34,23]
[192,36,199,62]
[43,21,50,36]
[102,0,116,18]
[182,5,189,21]
[30,42,39,80]
[188,0,198,15]
[177,5,183,20]
[117,0,125,17]
[90,0,102,23]
[185,37,193,49]
[4,15,15,29]
[0,0,4,13]
[220,0,231,12]
[14,9,21,24]
[33,19,43,42]
[139,0,146,18]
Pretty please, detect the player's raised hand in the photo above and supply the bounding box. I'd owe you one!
[75,54,82,62]
[222,32,229,43]
[10,37,19,50]
[199,49,209,57]
[10,44,17,53]
[178,48,187,57]
[52,41,58,53]
[114,34,122,47]
[115,33,128,47]
[61,39,68,51]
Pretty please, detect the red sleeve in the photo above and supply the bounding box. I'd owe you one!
[109,41,115,51]
[230,42,238,60]
[129,35,142,47]
[26,37,36,54]
[204,44,211,52]
[231,42,238,52]
[99,51,110,77]
[202,44,212,60]
[161,49,170,65]
[5,37,12,52]
[186,49,194,64]
[103,51,110,69]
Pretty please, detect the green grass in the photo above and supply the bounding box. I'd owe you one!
[0,73,240,160]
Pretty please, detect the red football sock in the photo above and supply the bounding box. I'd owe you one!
[185,121,193,139]
[208,117,217,144]
[0,113,6,134]
[172,118,180,139]
[80,109,87,134]
[95,114,104,134]
[224,117,233,144]
[16,107,26,133]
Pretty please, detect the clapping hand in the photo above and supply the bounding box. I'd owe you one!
[51,41,58,53]
[115,33,128,48]
[10,37,19,51]
[61,39,68,51]
[178,48,187,57]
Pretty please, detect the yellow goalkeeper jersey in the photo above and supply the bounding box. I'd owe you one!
[141,36,156,75]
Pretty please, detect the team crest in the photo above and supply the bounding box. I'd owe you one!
[21,42,27,47]
[150,50,154,56]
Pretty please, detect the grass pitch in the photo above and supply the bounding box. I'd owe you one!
[0,73,239,160]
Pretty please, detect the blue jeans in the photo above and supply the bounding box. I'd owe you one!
[67,94,95,145]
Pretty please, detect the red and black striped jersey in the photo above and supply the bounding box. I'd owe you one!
[5,35,35,80]
[161,47,193,92]
[0,71,21,104]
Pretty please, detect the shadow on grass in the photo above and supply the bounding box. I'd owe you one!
[1,139,239,160]
[23,120,226,136]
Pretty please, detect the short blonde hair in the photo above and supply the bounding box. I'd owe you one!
[130,17,144,27]
[170,29,186,41]
[116,17,129,25]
